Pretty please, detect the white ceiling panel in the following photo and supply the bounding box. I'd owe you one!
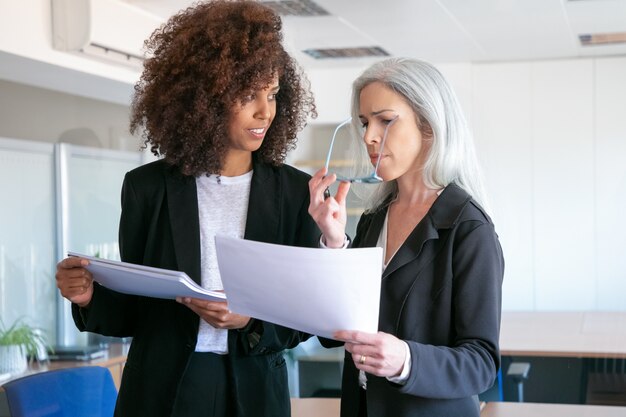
[566,0,626,34]
[281,15,389,68]
[282,16,377,50]
[565,0,626,56]
[314,0,487,62]
[438,0,579,61]
[124,0,626,68]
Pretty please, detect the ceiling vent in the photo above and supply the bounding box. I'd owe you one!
[579,32,626,46]
[303,46,390,59]
[51,0,163,67]
[260,0,330,16]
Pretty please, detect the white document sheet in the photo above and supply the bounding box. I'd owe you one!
[215,236,382,339]
[68,252,226,302]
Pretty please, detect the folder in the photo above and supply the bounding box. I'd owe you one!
[68,252,226,302]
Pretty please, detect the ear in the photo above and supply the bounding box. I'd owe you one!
[421,121,433,139]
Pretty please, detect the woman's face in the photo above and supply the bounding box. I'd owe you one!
[358,81,429,182]
[227,76,280,154]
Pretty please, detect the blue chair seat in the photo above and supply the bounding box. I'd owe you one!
[3,366,117,417]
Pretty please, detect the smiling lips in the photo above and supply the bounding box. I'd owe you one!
[248,127,267,139]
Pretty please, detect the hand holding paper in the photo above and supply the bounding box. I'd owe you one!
[177,296,251,330]
[215,236,382,339]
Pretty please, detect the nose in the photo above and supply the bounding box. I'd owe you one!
[363,126,381,146]
[254,99,272,120]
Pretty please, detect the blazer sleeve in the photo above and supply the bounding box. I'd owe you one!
[398,221,504,399]
[71,172,142,337]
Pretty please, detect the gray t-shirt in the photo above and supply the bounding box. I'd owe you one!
[194,171,252,353]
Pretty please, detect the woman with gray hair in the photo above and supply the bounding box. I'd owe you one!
[309,58,504,417]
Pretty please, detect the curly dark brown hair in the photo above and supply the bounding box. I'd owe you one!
[130,0,316,176]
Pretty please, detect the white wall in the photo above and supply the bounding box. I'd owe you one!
[471,62,534,310]
[0,80,140,151]
[300,56,626,311]
[0,0,138,104]
[593,57,626,310]
[531,60,594,310]
[474,57,626,311]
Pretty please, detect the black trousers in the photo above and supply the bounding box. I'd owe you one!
[171,352,232,417]
[358,387,368,417]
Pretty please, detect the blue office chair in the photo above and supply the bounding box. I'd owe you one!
[3,366,117,417]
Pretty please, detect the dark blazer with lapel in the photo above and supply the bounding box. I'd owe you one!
[72,158,320,417]
[338,184,504,417]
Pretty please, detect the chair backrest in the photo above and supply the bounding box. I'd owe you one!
[3,366,117,417]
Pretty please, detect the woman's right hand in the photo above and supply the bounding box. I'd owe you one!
[308,168,351,248]
[55,257,94,308]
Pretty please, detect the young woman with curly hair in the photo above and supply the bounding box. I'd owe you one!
[55,2,318,416]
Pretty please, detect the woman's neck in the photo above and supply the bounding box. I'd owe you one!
[221,150,253,177]
[394,171,439,207]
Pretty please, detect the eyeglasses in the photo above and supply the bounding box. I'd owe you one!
[323,116,398,183]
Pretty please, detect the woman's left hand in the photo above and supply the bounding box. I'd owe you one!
[177,297,251,329]
[334,330,407,378]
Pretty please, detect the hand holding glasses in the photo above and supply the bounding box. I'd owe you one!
[323,116,398,184]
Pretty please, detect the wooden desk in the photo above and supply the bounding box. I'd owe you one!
[498,312,626,405]
[0,343,128,390]
[500,312,626,358]
[480,401,626,416]
[290,398,340,417]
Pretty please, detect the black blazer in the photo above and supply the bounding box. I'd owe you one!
[72,158,319,417]
[336,184,504,417]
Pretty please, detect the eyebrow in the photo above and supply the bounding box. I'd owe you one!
[358,109,395,118]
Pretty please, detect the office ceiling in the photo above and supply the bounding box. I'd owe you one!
[125,0,626,68]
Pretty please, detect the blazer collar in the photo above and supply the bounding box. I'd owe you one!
[164,157,281,284]
[165,165,202,284]
[428,183,473,229]
[363,184,472,279]
[244,156,280,244]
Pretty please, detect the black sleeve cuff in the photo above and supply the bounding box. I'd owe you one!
[238,318,258,333]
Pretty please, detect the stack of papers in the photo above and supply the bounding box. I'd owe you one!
[68,252,226,302]
[69,237,383,340]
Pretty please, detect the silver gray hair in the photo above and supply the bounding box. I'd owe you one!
[348,57,488,213]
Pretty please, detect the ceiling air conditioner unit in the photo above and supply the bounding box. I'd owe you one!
[51,0,163,68]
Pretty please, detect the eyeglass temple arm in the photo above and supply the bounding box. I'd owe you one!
[324,118,353,172]
[373,116,399,174]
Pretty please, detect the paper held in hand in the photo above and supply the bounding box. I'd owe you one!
[215,236,382,339]
[67,252,226,302]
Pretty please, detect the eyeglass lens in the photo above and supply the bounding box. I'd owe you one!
[324,116,398,183]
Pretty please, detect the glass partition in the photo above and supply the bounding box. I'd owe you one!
[0,138,57,344]
[55,143,143,345]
